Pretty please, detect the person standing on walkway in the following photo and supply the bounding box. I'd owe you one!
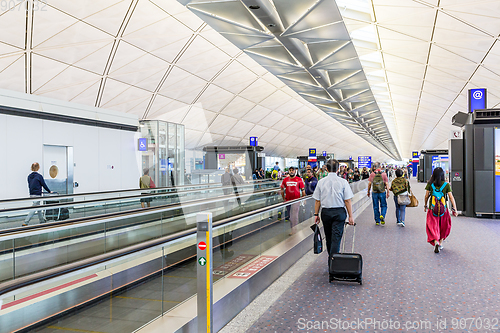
[313,159,354,257]
[23,162,53,226]
[424,167,458,253]
[389,169,410,227]
[367,162,389,225]
[280,166,305,235]
[139,168,155,208]
[304,168,318,218]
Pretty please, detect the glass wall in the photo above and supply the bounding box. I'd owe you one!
[140,120,185,187]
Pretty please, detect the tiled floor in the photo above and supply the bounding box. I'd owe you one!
[247,179,500,333]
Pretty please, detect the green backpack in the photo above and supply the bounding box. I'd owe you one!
[372,173,386,193]
[391,178,408,195]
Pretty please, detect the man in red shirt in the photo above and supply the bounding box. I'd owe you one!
[281,166,305,235]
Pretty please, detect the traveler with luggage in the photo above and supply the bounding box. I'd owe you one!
[424,167,458,253]
[139,168,155,208]
[23,162,53,226]
[389,169,410,227]
[367,162,389,225]
[281,166,305,235]
[313,159,354,255]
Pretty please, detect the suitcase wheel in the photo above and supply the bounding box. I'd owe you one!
[358,278,362,285]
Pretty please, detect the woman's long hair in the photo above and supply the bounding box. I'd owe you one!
[428,167,445,188]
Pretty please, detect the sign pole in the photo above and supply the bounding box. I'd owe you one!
[197,213,213,333]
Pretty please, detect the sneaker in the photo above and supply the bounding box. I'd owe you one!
[434,242,440,253]
[400,222,405,227]
[22,223,28,227]
[438,244,443,250]
[375,221,380,226]
[380,216,385,225]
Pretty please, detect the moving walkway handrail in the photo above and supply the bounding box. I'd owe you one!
[0,181,280,216]
[0,195,311,298]
[0,179,277,205]
[0,180,368,298]
[0,187,282,238]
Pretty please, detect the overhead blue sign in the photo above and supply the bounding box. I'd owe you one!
[469,88,486,113]
[138,138,147,151]
[349,156,352,160]
[358,156,371,168]
[250,136,258,146]
[322,151,327,157]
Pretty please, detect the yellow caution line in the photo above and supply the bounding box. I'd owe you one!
[46,326,104,333]
[114,296,180,303]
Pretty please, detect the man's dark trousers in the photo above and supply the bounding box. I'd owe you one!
[321,207,347,255]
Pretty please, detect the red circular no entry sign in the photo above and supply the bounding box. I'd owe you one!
[198,241,207,251]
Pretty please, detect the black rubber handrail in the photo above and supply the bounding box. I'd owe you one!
[0,181,279,215]
[0,179,277,204]
[0,188,282,237]
[0,195,312,297]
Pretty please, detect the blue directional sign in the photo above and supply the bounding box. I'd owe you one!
[322,151,327,157]
[138,138,147,151]
[358,156,371,168]
[250,137,258,146]
[349,156,353,160]
[469,88,487,113]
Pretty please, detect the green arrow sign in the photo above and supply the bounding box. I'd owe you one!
[198,257,207,266]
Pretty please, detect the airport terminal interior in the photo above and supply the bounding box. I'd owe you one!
[1,0,500,332]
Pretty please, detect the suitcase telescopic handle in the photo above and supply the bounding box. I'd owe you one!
[341,222,356,253]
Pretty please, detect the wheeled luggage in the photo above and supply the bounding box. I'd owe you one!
[329,223,362,285]
[44,193,70,221]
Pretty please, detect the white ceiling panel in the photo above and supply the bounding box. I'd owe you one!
[181,106,217,131]
[220,96,256,119]
[196,84,234,112]
[6,0,500,160]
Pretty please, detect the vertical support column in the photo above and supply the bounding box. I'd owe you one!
[464,123,474,217]
[197,213,213,333]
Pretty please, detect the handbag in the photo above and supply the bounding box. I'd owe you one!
[149,177,156,188]
[397,191,411,206]
[310,224,323,254]
[407,189,419,207]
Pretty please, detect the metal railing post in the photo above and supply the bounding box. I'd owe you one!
[197,212,213,333]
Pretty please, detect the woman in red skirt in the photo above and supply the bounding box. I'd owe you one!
[423,167,458,253]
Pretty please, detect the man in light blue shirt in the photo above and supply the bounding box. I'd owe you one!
[273,162,280,171]
[313,159,354,258]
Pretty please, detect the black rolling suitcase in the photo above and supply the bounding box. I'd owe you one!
[44,193,70,221]
[329,223,362,285]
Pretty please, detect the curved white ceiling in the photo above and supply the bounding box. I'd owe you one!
[0,0,497,161]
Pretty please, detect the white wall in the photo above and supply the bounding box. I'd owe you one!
[0,113,142,199]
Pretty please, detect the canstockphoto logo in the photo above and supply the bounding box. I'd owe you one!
[473,90,483,99]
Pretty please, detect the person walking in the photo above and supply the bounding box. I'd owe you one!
[258,167,265,180]
[361,167,370,180]
[318,164,328,180]
[367,162,389,225]
[313,159,354,262]
[424,167,458,253]
[304,168,318,218]
[23,162,53,226]
[389,169,410,227]
[139,168,155,208]
[280,166,305,235]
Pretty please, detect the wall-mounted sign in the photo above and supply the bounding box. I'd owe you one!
[322,151,327,157]
[308,148,317,168]
[468,88,487,113]
[138,138,147,151]
[358,156,371,168]
[349,156,352,160]
[450,130,463,140]
[219,154,225,159]
[250,137,258,147]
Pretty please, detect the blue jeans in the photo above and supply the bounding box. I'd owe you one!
[372,192,387,222]
[393,195,406,223]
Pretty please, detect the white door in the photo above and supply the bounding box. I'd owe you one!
[43,145,68,194]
